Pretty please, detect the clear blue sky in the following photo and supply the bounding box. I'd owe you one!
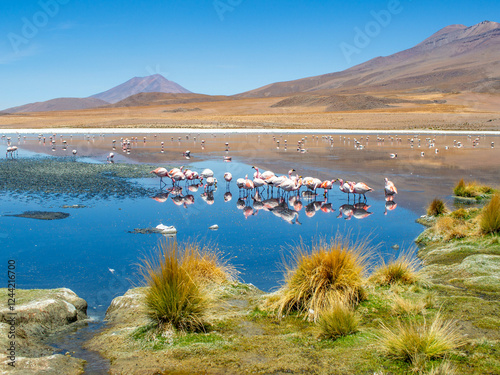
[0,0,498,109]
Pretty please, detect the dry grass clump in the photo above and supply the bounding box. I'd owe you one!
[391,295,426,316]
[378,313,463,365]
[317,299,359,339]
[480,193,500,234]
[181,242,237,286]
[426,360,457,375]
[138,241,235,332]
[435,216,469,240]
[453,179,495,198]
[370,251,420,286]
[427,198,448,216]
[270,237,369,320]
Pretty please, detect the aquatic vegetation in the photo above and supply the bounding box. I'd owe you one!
[317,300,359,339]
[138,242,208,332]
[427,198,448,216]
[378,313,463,364]
[370,251,420,286]
[269,237,369,320]
[453,179,495,199]
[480,193,500,234]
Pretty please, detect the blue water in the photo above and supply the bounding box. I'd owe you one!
[0,155,422,318]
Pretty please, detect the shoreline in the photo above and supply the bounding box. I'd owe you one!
[2,127,500,135]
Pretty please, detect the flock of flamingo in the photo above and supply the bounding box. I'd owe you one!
[150,165,398,199]
[149,165,399,223]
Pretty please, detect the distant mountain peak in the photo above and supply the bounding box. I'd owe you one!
[90,74,192,104]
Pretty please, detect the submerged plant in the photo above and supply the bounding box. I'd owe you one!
[378,313,463,364]
[271,237,369,320]
[480,193,500,234]
[427,198,448,216]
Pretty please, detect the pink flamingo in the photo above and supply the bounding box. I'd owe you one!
[337,179,354,198]
[151,167,169,186]
[351,182,373,199]
[320,179,337,196]
[384,178,398,196]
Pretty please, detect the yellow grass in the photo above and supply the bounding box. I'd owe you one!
[317,300,359,339]
[138,240,236,331]
[391,295,426,316]
[480,193,500,234]
[453,179,496,198]
[427,198,448,216]
[268,237,369,320]
[370,251,421,286]
[378,313,463,364]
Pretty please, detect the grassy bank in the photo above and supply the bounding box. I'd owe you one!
[87,227,500,374]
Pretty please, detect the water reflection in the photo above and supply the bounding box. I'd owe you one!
[149,181,397,223]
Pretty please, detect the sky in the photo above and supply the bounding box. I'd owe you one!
[0,0,498,109]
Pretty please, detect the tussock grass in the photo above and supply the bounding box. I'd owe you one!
[391,295,426,316]
[378,313,463,364]
[426,360,457,375]
[435,216,469,240]
[453,179,495,198]
[268,237,369,320]
[370,251,420,286]
[480,193,500,234]
[181,241,237,286]
[317,300,359,339]
[427,198,448,216]
[138,241,235,332]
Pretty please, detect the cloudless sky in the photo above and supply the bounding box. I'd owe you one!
[0,0,498,109]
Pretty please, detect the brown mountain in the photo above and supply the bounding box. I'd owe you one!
[108,92,232,108]
[90,74,192,104]
[1,97,109,114]
[237,20,500,98]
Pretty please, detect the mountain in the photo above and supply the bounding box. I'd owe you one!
[90,74,192,104]
[1,97,109,114]
[108,92,232,108]
[237,20,500,98]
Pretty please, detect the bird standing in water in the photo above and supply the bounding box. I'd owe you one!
[384,178,398,196]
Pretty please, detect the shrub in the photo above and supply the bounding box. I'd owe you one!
[427,198,448,216]
[435,217,468,240]
[371,251,420,286]
[139,242,209,332]
[378,313,463,364]
[273,237,369,320]
[318,301,359,339]
[480,193,500,234]
[454,179,495,198]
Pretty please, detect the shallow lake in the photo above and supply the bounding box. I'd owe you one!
[1,130,499,319]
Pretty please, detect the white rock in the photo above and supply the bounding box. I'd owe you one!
[156,224,177,234]
[209,224,219,230]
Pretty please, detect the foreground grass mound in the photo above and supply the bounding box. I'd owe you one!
[480,193,500,234]
[139,241,235,332]
[378,313,463,364]
[370,250,421,286]
[317,300,359,339]
[268,238,369,320]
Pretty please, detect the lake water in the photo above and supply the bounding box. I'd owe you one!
[2,130,499,319]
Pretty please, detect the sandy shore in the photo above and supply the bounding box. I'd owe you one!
[3,127,500,135]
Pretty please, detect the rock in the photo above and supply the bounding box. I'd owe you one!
[6,211,70,220]
[209,224,219,230]
[0,288,88,372]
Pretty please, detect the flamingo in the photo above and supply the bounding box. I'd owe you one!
[337,204,354,220]
[384,178,398,196]
[107,152,114,162]
[170,171,186,185]
[251,166,266,190]
[151,192,169,203]
[224,192,233,202]
[351,182,373,199]
[204,176,217,190]
[6,146,18,158]
[200,168,214,179]
[236,177,245,190]
[337,178,354,198]
[243,175,255,192]
[303,177,322,192]
[151,167,169,186]
[224,172,233,184]
[320,179,337,196]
